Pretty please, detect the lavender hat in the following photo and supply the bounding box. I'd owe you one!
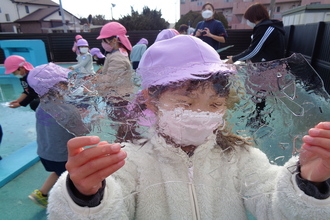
[155,29,179,42]
[27,63,71,96]
[137,35,235,89]
[90,48,105,58]
[136,38,148,45]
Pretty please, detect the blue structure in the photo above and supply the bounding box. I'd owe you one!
[0,39,48,75]
[0,39,47,187]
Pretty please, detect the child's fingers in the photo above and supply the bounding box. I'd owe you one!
[302,135,330,150]
[72,159,126,195]
[67,136,100,157]
[314,122,330,130]
[68,150,127,190]
[67,143,123,169]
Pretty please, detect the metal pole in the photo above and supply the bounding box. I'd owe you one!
[59,0,68,33]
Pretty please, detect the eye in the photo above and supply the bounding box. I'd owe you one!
[175,100,191,107]
[210,103,224,108]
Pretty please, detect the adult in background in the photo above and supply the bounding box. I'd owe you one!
[130,38,148,70]
[3,55,39,111]
[226,3,285,64]
[193,2,228,51]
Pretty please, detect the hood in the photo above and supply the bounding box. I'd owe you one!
[256,19,285,35]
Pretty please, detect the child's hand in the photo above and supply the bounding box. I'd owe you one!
[66,136,127,196]
[8,100,20,108]
[299,122,330,182]
[68,67,74,70]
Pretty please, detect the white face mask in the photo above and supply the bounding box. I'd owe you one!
[80,47,89,54]
[202,10,213,19]
[158,108,224,146]
[246,20,256,28]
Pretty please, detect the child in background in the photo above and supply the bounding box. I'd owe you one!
[72,35,83,56]
[90,47,105,74]
[26,63,81,208]
[130,38,148,70]
[155,29,179,42]
[3,55,39,111]
[48,35,330,219]
[68,39,95,75]
[94,21,135,142]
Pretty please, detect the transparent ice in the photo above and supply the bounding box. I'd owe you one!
[38,53,329,217]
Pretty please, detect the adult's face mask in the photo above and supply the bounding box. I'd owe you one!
[246,20,256,28]
[202,10,213,19]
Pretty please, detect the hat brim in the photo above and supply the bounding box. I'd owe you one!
[118,35,132,51]
[138,62,236,89]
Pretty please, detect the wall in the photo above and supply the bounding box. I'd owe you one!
[0,23,329,93]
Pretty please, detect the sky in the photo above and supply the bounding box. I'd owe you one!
[52,0,180,24]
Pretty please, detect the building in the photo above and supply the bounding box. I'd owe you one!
[282,4,330,25]
[180,0,330,29]
[0,0,81,33]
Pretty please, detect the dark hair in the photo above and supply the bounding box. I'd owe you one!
[202,2,215,11]
[148,73,230,100]
[178,24,188,34]
[244,3,270,22]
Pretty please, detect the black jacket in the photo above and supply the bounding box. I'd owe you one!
[233,19,285,63]
[19,74,39,107]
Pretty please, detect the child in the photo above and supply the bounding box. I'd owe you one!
[47,36,330,219]
[90,47,105,74]
[94,21,135,142]
[155,29,179,42]
[72,34,83,55]
[3,55,39,111]
[130,38,148,70]
[68,39,95,75]
[26,63,86,208]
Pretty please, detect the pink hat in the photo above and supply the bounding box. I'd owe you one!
[96,22,132,51]
[75,35,83,40]
[155,29,179,42]
[90,48,105,58]
[4,55,34,74]
[137,35,235,89]
[27,63,71,96]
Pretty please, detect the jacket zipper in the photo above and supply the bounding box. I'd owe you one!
[188,163,200,220]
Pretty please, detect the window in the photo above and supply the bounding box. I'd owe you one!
[25,6,29,13]
[5,14,10,21]
[181,0,186,3]
[276,6,280,12]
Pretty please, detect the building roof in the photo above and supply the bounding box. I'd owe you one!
[15,7,60,22]
[282,4,330,16]
[15,7,80,23]
[12,0,59,6]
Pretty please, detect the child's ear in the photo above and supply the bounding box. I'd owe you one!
[142,89,157,112]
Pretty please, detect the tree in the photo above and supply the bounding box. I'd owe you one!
[79,15,109,25]
[117,6,169,31]
[175,10,229,30]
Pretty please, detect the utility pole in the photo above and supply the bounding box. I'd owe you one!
[269,0,276,19]
[111,3,116,20]
[59,0,68,33]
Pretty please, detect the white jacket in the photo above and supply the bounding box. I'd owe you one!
[48,134,330,219]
